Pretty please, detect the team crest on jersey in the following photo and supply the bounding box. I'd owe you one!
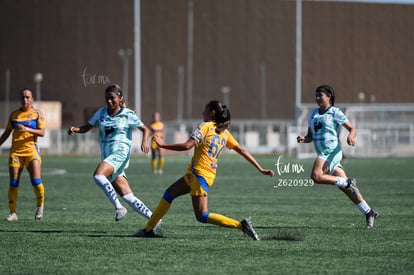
[118,116,125,123]
[192,129,204,142]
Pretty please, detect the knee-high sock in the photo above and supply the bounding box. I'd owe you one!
[145,198,170,231]
[207,212,242,229]
[93,174,123,209]
[122,193,152,219]
[33,183,45,207]
[158,157,164,170]
[8,186,18,213]
[151,159,157,171]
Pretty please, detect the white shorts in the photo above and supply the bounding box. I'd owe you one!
[317,147,343,174]
[103,151,130,182]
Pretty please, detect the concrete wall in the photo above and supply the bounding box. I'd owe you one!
[0,0,413,128]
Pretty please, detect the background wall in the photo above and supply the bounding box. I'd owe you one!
[0,0,413,127]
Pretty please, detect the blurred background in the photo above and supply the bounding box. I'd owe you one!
[0,0,413,157]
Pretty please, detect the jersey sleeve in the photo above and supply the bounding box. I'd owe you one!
[333,107,348,125]
[225,130,238,149]
[87,107,104,127]
[126,108,144,129]
[35,109,46,129]
[190,122,207,143]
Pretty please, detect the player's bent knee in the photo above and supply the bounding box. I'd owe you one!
[197,212,209,223]
[162,189,174,203]
[10,179,19,187]
[311,173,322,183]
[31,178,42,186]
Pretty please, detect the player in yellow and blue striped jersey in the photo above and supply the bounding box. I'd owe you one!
[0,88,46,221]
[149,112,165,175]
[132,100,275,240]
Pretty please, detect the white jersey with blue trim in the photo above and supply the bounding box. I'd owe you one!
[308,106,348,156]
[88,107,143,159]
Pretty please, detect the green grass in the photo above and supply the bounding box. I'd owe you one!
[0,154,413,274]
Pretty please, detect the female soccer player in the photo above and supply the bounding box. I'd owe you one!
[133,100,275,240]
[0,88,46,221]
[297,85,378,229]
[149,112,165,175]
[68,84,158,225]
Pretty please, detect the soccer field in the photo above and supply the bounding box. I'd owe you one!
[0,155,413,274]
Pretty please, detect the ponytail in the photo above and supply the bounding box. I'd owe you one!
[206,100,231,133]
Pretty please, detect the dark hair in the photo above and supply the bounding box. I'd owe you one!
[316,85,335,106]
[105,84,126,107]
[105,84,123,97]
[19,88,33,95]
[206,100,231,133]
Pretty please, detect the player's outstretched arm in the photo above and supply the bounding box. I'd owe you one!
[67,124,93,135]
[153,135,196,152]
[232,144,275,177]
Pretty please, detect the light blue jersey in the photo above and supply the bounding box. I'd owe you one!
[89,107,143,159]
[308,106,348,158]
[88,107,143,181]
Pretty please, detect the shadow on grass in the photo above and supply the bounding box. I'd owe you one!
[254,226,306,241]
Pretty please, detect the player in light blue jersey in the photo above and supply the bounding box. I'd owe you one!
[68,84,159,227]
[297,85,378,229]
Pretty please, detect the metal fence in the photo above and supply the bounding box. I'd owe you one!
[3,104,413,157]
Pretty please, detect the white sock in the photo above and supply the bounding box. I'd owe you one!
[335,177,348,188]
[93,174,124,209]
[122,193,153,219]
[357,200,371,215]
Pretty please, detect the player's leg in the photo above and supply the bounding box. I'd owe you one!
[6,158,23,221]
[157,149,164,174]
[151,148,157,174]
[26,157,44,220]
[189,173,259,240]
[113,176,153,219]
[191,197,259,240]
[311,151,351,188]
[144,176,190,232]
[93,161,125,219]
[191,195,240,228]
[334,167,378,228]
[310,158,336,184]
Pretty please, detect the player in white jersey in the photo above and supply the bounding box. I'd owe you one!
[68,84,159,227]
[297,85,378,229]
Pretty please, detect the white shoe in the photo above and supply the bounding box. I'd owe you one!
[366,210,379,229]
[6,212,19,222]
[35,206,44,220]
[115,207,128,221]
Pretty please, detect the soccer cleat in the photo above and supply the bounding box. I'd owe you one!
[366,209,379,229]
[35,206,44,220]
[131,229,157,238]
[115,207,128,221]
[5,212,19,222]
[241,218,260,240]
[346,178,361,201]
